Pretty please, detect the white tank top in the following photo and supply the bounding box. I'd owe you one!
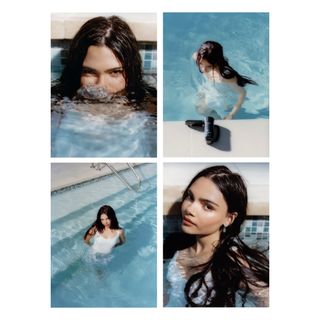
[91,230,120,255]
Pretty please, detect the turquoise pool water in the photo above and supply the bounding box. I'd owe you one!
[51,164,157,307]
[164,13,269,120]
[51,101,157,157]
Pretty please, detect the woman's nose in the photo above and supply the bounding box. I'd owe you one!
[96,75,106,87]
[184,202,197,216]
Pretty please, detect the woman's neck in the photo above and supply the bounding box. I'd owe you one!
[194,232,220,256]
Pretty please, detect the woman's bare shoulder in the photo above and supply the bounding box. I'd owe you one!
[175,247,194,264]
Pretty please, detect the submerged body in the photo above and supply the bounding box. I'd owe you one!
[51,88,157,157]
[165,248,268,307]
[84,206,125,256]
[195,70,246,120]
[193,41,256,119]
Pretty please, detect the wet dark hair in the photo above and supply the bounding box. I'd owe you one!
[84,205,121,239]
[196,41,257,87]
[53,16,154,100]
[182,166,269,307]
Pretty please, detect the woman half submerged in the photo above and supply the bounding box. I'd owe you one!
[52,15,156,115]
[165,166,269,307]
[84,205,125,255]
[193,41,256,119]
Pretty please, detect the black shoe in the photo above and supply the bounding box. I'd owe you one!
[185,119,204,129]
[204,117,220,144]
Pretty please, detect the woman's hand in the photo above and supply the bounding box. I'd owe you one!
[84,226,96,244]
[224,114,233,120]
[88,227,96,235]
[224,78,246,119]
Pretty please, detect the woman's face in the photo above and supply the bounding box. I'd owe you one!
[181,177,234,237]
[100,213,111,228]
[199,58,215,80]
[80,45,126,95]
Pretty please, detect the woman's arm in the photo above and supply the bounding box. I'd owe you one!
[117,229,126,246]
[224,78,246,119]
[83,226,96,244]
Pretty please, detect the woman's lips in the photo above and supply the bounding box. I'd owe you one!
[182,217,196,226]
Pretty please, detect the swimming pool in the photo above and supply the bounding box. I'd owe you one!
[51,42,157,158]
[164,13,269,120]
[51,100,157,157]
[51,163,157,307]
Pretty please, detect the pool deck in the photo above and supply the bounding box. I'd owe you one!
[163,185,268,216]
[164,119,269,157]
[51,163,138,192]
[51,13,156,42]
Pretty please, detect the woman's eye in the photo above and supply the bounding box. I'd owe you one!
[81,72,96,78]
[109,70,123,77]
[203,204,214,211]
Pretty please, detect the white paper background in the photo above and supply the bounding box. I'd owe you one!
[1,0,320,319]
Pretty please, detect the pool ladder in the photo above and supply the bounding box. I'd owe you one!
[90,163,141,192]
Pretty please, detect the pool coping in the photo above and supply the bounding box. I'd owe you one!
[164,119,269,157]
[51,163,142,193]
[51,13,157,42]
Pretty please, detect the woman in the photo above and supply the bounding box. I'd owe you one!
[84,205,125,255]
[52,15,156,105]
[165,166,269,307]
[193,41,256,119]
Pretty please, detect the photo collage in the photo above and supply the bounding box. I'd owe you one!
[51,12,269,309]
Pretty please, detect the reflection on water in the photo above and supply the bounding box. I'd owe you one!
[51,86,157,157]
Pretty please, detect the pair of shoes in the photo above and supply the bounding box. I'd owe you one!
[185,117,220,144]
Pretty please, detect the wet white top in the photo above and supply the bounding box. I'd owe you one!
[166,251,259,307]
[91,230,120,255]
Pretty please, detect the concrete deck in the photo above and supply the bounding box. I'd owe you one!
[164,119,269,157]
[51,163,138,192]
[51,13,157,41]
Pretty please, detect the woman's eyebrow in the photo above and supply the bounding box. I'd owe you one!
[188,187,220,207]
[81,66,97,73]
[199,198,220,207]
[82,66,124,74]
[105,67,124,73]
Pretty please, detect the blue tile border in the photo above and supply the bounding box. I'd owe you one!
[164,215,269,247]
[51,40,157,76]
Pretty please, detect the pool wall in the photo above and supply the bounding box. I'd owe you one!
[163,215,269,260]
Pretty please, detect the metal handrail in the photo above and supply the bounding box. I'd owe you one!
[90,163,141,192]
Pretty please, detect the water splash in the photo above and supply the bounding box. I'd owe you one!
[51,86,157,157]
